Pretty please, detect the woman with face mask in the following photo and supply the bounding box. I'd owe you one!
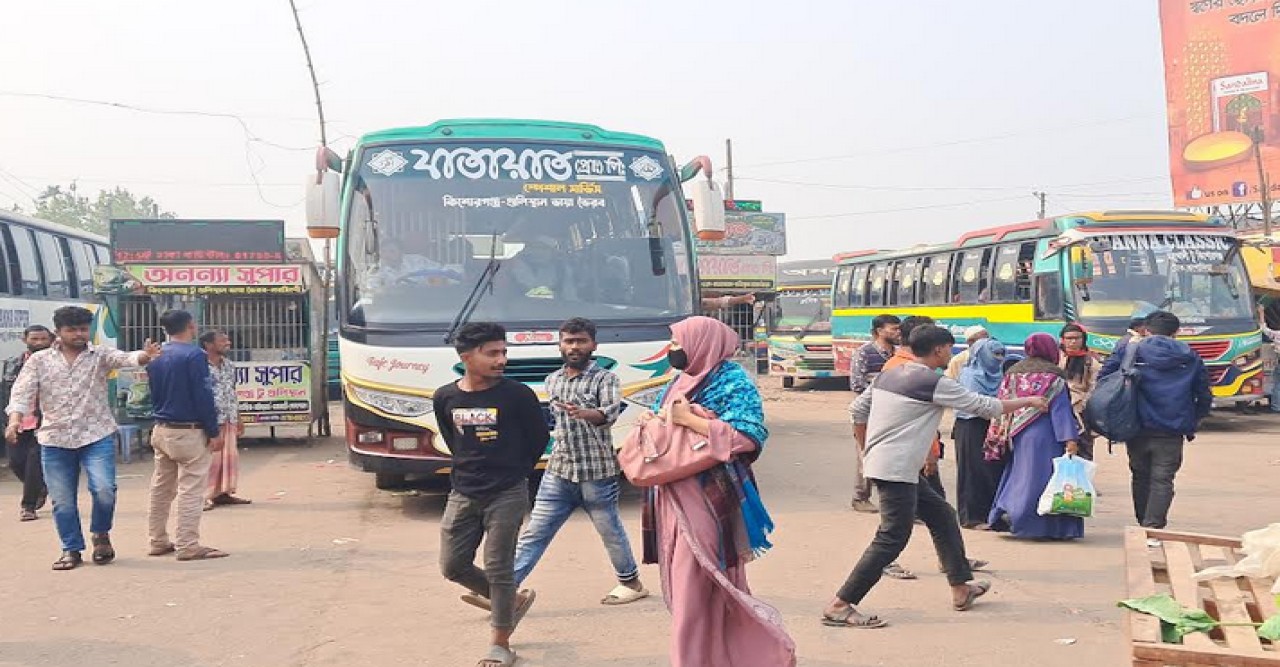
[640,316,795,667]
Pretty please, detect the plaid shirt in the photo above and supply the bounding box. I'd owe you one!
[544,362,622,482]
[6,342,144,449]
[850,341,894,393]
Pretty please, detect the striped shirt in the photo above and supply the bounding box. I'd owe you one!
[544,362,622,482]
[850,341,894,393]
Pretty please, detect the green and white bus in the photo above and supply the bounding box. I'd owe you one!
[305,119,725,488]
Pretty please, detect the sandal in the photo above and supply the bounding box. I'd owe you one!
[938,558,990,574]
[882,562,917,580]
[91,533,115,565]
[149,543,176,557]
[601,584,649,606]
[513,589,536,627]
[20,509,37,522]
[461,592,492,611]
[176,546,230,561]
[222,495,252,505]
[821,605,888,629]
[477,644,517,667]
[52,551,83,571]
[953,580,992,611]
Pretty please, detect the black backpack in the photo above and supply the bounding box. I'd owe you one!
[1083,341,1142,442]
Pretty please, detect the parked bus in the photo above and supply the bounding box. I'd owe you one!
[305,118,724,488]
[0,210,114,356]
[767,259,839,388]
[831,211,1262,407]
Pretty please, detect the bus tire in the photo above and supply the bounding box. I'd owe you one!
[782,376,795,389]
[375,472,407,490]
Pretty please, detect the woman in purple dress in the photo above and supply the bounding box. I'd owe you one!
[984,333,1084,540]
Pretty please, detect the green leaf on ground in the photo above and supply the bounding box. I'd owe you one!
[1118,594,1220,642]
[1259,615,1280,642]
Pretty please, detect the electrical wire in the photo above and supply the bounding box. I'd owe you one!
[789,194,1030,221]
[736,175,1170,194]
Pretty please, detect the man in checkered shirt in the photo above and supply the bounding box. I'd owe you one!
[512,318,649,606]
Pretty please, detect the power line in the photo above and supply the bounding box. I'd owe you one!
[789,194,1030,221]
[736,175,1169,193]
[734,114,1162,169]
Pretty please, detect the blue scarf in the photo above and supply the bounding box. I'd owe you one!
[655,361,775,557]
[959,339,1006,397]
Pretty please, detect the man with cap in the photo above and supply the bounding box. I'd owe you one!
[946,326,990,380]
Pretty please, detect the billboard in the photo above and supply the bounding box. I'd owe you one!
[236,361,313,424]
[1159,1,1280,206]
[698,255,778,290]
[111,219,286,264]
[695,212,787,256]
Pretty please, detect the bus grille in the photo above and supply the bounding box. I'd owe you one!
[1206,366,1228,384]
[804,345,833,353]
[798,358,836,372]
[1187,340,1230,362]
[451,357,617,384]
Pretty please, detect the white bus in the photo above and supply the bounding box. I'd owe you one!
[0,210,113,357]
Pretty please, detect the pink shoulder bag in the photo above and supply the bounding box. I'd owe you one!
[618,404,730,487]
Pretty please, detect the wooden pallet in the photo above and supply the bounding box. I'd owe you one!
[1125,527,1280,666]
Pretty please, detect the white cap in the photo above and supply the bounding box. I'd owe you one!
[963,325,988,342]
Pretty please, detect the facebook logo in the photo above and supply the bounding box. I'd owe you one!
[1233,181,1249,197]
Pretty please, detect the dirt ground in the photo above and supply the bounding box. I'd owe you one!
[1,381,1278,667]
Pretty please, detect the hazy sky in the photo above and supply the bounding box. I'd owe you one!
[1,0,1172,261]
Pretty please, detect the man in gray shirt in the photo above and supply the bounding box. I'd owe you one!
[821,325,1047,628]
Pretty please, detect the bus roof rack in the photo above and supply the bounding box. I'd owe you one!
[955,218,1053,247]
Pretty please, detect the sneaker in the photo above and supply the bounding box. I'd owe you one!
[851,499,879,513]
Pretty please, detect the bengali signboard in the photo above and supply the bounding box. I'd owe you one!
[111,219,286,264]
[1159,1,1280,206]
[694,211,787,256]
[117,264,306,296]
[698,255,778,290]
[236,361,312,424]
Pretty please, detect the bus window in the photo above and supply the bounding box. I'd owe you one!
[834,266,852,308]
[6,227,43,295]
[92,244,109,265]
[923,253,951,304]
[867,263,887,307]
[887,261,902,305]
[850,265,868,306]
[35,232,71,298]
[68,239,95,297]
[1034,273,1064,320]
[0,226,11,295]
[953,250,985,303]
[1015,242,1036,301]
[990,244,1021,302]
[896,258,919,305]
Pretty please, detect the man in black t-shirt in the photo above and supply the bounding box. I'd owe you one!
[433,322,547,667]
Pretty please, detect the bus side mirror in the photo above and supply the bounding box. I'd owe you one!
[688,179,726,241]
[1069,246,1094,285]
[306,171,342,240]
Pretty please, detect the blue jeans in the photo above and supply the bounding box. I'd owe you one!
[513,473,639,585]
[1270,371,1280,412]
[41,436,118,552]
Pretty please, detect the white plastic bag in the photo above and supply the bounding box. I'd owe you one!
[1036,455,1097,518]
[1191,523,1280,595]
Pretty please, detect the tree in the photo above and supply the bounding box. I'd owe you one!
[12,183,176,235]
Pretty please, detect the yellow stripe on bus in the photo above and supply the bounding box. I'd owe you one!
[833,303,1035,320]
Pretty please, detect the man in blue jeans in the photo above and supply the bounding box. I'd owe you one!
[5,306,160,570]
[513,318,647,605]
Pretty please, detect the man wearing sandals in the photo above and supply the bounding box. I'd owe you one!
[822,325,1047,627]
[145,310,229,562]
[510,318,648,606]
[4,306,161,571]
[434,322,546,667]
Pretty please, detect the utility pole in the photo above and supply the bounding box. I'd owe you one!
[1034,191,1047,219]
[1253,127,1272,237]
[725,138,735,201]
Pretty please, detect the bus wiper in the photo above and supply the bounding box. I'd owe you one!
[444,232,502,345]
[794,309,825,341]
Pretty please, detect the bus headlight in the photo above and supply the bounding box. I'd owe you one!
[1234,350,1261,368]
[350,386,433,418]
[625,385,669,411]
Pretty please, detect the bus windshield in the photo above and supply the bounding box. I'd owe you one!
[1073,234,1252,326]
[772,288,831,333]
[342,141,695,329]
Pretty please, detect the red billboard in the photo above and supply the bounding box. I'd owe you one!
[1160,0,1280,206]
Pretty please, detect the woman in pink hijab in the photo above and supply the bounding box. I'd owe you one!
[640,316,795,667]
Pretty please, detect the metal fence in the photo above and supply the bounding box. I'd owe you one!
[202,295,310,362]
[115,296,164,351]
[704,302,765,381]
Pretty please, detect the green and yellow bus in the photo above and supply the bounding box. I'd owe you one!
[767,259,839,388]
[830,210,1263,406]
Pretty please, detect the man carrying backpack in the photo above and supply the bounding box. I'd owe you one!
[1097,311,1211,535]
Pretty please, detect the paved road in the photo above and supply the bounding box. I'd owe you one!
[1,385,1277,666]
